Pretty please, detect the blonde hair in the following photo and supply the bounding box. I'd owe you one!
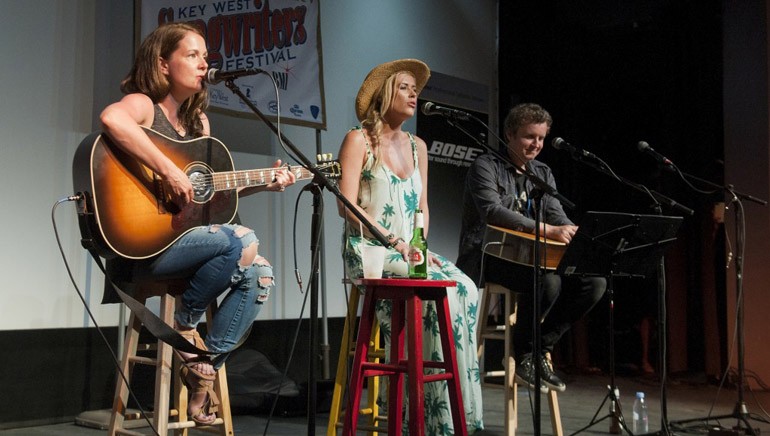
[359,71,412,168]
[120,23,209,138]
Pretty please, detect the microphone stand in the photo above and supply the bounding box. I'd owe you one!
[439,112,574,436]
[558,151,693,436]
[665,170,768,435]
[221,79,391,435]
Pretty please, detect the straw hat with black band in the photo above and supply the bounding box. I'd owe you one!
[355,58,431,121]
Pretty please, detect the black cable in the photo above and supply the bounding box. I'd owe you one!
[52,196,160,436]
[262,187,325,436]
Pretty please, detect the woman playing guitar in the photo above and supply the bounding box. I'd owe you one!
[98,23,295,425]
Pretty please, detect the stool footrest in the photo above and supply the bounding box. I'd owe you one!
[128,356,158,366]
[362,362,402,373]
[362,360,452,373]
[115,429,148,436]
[424,373,454,383]
[347,349,386,359]
[167,417,224,430]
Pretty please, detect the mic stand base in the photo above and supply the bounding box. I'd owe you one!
[568,385,631,436]
[568,273,632,436]
[668,402,769,436]
[668,196,769,436]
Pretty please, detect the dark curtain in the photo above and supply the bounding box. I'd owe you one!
[498,0,726,375]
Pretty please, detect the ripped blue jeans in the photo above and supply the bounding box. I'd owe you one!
[146,224,274,367]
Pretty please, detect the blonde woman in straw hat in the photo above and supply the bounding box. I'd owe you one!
[337,59,484,434]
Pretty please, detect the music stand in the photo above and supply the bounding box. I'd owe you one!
[559,211,682,436]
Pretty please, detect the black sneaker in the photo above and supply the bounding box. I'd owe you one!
[514,354,548,394]
[538,355,566,392]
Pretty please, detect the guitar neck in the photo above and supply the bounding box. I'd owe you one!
[209,166,312,191]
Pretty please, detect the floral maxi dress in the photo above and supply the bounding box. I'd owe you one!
[342,127,484,434]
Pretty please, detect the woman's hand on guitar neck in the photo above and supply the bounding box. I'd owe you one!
[267,159,296,192]
[543,224,577,243]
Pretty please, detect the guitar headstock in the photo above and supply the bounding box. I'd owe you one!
[316,153,341,180]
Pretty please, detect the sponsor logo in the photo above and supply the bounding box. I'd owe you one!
[289,104,304,117]
[427,140,484,168]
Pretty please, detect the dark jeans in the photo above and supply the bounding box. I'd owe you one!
[484,256,606,360]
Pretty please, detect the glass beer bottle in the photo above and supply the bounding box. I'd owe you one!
[408,208,428,279]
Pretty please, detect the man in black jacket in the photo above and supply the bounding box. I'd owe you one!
[456,103,606,392]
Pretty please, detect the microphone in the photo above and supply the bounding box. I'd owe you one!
[420,102,471,120]
[205,67,265,85]
[551,137,595,158]
[637,141,674,169]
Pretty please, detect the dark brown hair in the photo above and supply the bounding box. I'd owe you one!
[120,23,208,137]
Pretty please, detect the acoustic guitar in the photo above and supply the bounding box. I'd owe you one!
[72,126,340,259]
[482,224,567,270]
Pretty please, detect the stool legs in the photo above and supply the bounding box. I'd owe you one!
[328,287,383,435]
[343,283,467,436]
[478,283,564,436]
[389,294,406,435]
[109,294,233,436]
[108,297,143,436]
[343,289,378,435]
[109,294,174,436]
[155,294,174,435]
[433,291,469,434]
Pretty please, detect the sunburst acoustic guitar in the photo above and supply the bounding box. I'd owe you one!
[72,126,340,259]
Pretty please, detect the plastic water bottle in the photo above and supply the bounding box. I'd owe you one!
[608,387,620,434]
[632,391,649,434]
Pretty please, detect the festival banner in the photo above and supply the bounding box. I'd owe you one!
[138,0,326,129]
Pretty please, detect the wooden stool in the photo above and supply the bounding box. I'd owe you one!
[327,285,386,435]
[477,282,563,436]
[109,283,233,436]
[343,278,467,436]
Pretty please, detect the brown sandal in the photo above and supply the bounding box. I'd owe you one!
[180,363,220,424]
[175,330,220,425]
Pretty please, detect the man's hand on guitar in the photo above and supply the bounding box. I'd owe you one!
[267,159,296,192]
[545,224,577,243]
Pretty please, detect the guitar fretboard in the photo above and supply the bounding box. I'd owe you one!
[203,167,313,191]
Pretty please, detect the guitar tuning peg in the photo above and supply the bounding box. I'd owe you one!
[316,154,322,161]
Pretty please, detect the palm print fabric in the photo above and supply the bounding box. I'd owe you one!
[342,127,484,434]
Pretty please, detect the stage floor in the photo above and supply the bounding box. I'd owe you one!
[2,373,769,435]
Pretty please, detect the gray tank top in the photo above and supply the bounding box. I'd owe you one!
[152,105,194,140]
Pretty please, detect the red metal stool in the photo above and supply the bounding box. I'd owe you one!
[342,278,467,436]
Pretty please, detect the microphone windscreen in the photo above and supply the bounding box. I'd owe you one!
[637,141,650,151]
[421,102,434,116]
[551,137,566,150]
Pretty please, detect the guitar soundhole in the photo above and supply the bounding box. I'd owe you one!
[188,164,213,203]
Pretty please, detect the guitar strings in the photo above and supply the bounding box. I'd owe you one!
[190,167,313,190]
